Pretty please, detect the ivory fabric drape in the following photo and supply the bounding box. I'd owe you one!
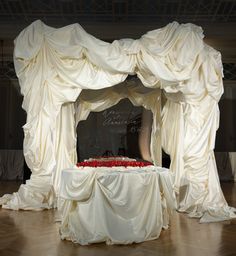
[0,20,235,222]
[59,166,175,245]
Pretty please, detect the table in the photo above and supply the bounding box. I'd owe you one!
[58,166,176,245]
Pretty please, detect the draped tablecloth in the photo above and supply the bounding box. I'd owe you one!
[58,166,176,245]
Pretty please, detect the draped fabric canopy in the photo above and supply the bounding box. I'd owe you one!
[0,20,235,222]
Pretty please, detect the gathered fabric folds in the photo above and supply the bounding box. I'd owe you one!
[59,166,176,245]
[0,19,235,223]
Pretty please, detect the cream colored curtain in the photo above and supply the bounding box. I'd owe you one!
[0,20,235,222]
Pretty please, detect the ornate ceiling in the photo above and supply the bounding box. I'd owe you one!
[0,0,235,24]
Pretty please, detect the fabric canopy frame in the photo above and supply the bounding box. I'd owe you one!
[0,20,235,223]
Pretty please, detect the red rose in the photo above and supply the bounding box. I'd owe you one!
[76,159,153,169]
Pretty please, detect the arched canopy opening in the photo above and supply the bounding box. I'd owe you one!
[75,78,162,164]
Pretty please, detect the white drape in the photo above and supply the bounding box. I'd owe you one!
[0,20,235,222]
[59,166,175,245]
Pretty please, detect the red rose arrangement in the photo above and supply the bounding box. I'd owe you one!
[76,160,153,168]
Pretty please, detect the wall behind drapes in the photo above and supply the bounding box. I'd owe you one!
[215,83,236,152]
[0,79,25,150]
[215,82,236,181]
[77,98,143,161]
[0,79,25,180]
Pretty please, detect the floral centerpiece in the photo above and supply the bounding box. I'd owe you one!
[77,156,153,168]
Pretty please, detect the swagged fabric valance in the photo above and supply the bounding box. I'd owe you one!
[0,20,235,223]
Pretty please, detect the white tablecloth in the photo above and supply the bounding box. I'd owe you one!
[58,166,176,245]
